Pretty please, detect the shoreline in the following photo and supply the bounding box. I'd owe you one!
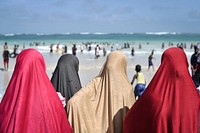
[0,45,193,102]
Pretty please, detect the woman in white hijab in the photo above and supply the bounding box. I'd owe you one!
[67,50,135,133]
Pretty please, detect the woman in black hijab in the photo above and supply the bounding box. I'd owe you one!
[51,54,82,107]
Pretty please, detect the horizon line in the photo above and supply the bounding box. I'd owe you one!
[1,32,200,36]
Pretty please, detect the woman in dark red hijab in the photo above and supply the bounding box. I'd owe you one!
[0,49,72,133]
[123,47,200,133]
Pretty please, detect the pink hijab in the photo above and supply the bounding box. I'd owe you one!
[0,49,72,133]
[123,47,200,133]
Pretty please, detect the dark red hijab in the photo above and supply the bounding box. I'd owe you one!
[123,47,200,133]
[0,49,72,133]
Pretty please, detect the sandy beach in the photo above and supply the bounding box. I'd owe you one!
[0,45,193,102]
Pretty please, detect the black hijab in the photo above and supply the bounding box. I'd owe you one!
[51,54,82,104]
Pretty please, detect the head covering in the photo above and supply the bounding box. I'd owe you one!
[51,54,81,105]
[123,47,200,133]
[67,50,135,133]
[0,49,72,133]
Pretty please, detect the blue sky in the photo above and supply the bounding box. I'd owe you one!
[0,0,200,34]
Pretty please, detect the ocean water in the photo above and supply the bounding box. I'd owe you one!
[0,32,200,54]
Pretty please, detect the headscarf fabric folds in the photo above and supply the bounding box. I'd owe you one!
[51,54,81,104]
[0,49,72,133]
[67,50,135,133]
[123,47,200,133]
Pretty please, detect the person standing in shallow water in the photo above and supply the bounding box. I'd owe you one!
[56,43,59,53]
[10,45,18,58]
[131,47,134,56]
[3,42,8,49]
[2,46,10,71]
[103,47,107,56]
[64,45,67,53]
[72,44,77,55]
[50,44,53,53]
[95,45,100,59]
[148,50,155,71]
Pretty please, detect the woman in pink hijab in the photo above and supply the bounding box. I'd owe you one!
[0,49,72,133]
[123,47,200,133]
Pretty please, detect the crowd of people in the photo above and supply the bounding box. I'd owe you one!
[0,43,200,132]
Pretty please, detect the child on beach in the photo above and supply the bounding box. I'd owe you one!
[131,64,146,98]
